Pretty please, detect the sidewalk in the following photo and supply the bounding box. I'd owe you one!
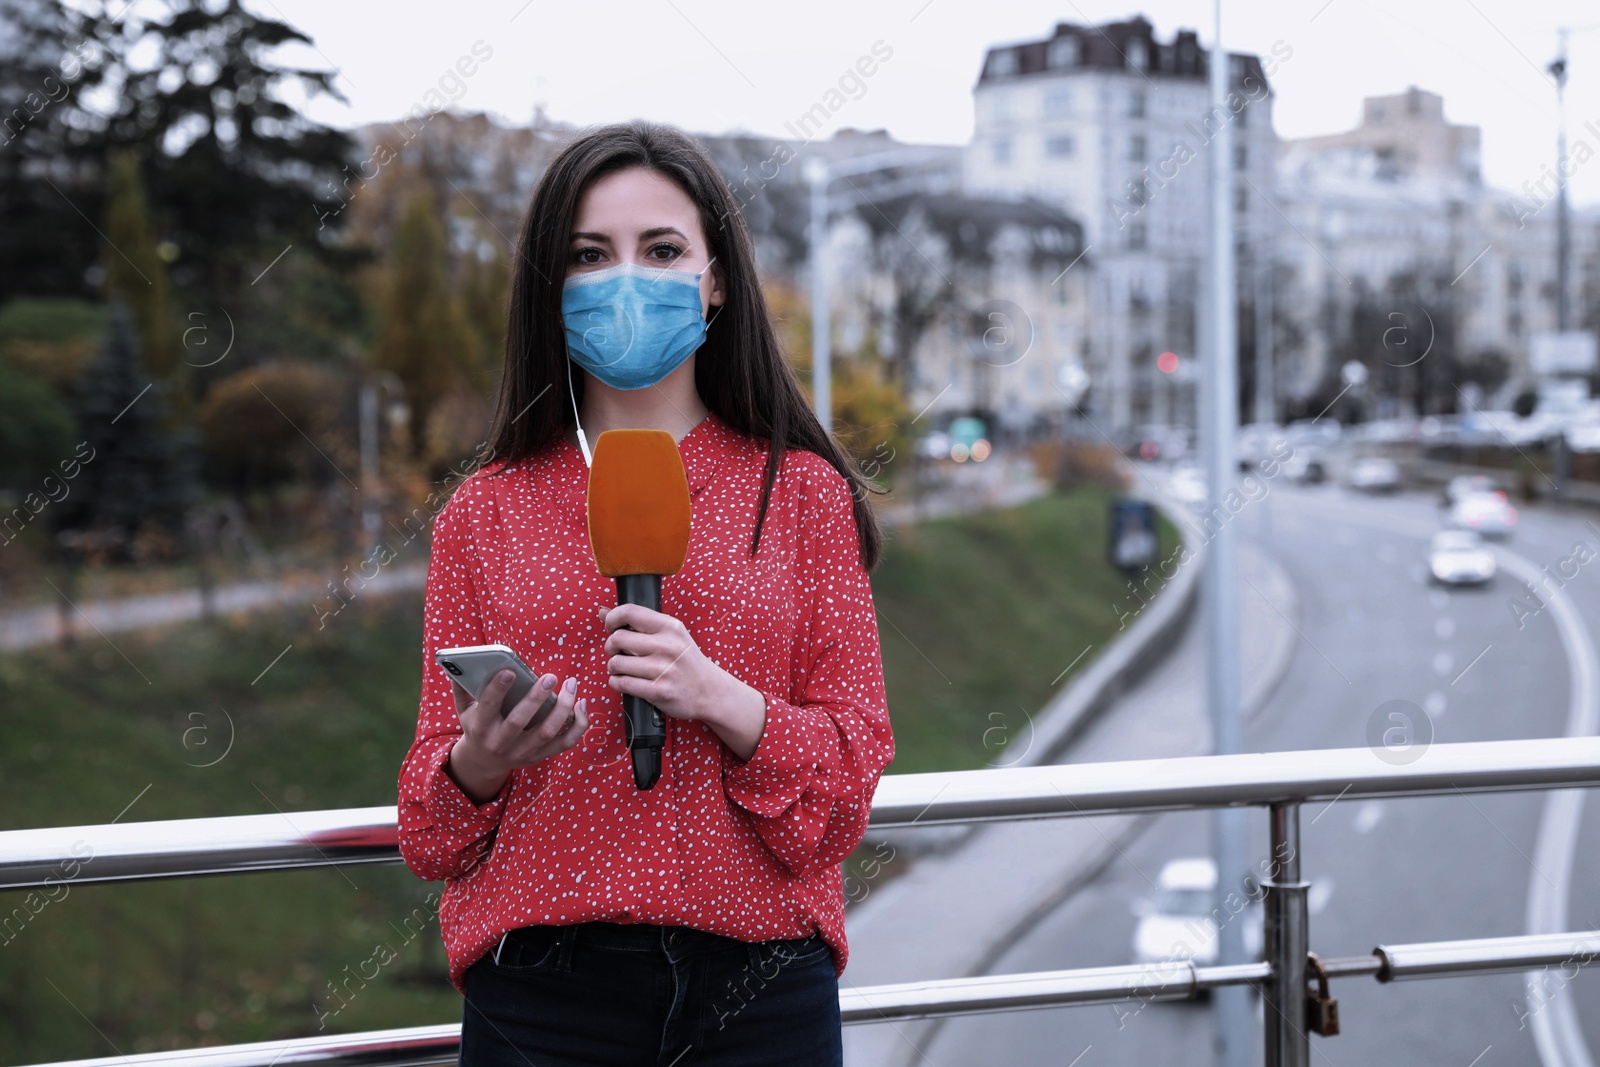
[0,563,427,650]
[841,536,1299,1067]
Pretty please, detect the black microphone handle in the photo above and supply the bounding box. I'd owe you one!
[615,573,664,790]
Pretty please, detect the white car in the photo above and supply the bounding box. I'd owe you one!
[1168,466,1208,511]
[1132,858,1262,968]
[1347,456,1402,492]
[1429,530,1496,586]
[1446,491,1518,538]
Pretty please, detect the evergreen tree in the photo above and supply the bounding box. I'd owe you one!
[103,150,185,408]
[56,302,201,561]
[0,0,356,317]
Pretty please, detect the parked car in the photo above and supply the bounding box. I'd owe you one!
[1440,475,1501,508]
[1131,858,1263,969]
[1446,492,1518,538]
[1428,530,1497,586]
[1347,456,1402,492]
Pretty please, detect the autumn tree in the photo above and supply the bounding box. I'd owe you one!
[369,189,475,459]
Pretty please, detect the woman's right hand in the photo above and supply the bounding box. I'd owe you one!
[445,670,589,805]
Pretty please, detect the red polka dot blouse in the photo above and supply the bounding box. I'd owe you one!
[397,411,894,992]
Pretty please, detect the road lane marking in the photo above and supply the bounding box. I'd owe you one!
[1495,546,1600,1067]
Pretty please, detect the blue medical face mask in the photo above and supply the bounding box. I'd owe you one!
[561,258,721,391]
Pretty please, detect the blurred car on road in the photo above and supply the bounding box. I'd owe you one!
[1346,456,1402,492]
[1132,423,1192,463]
[1440,474,1502,508]
[1428,530,1497,586]
[1446,491,1518,538]
[1282,448,1327,484]
[1236,423,1287,472]
[1285,418,1341,449]
[1131,858,1263,970]
[916,431,952,460]
[1168,465,1207,511]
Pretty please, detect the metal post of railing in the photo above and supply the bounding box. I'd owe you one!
[1263,800,1309,1067]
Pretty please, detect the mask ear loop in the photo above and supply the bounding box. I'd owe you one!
[565,354,593,468]
[701,254,725,330]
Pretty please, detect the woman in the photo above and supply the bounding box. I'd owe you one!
[397,120,894,1067]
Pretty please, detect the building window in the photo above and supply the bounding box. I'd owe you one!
[992,137,1012,165]
[1127,176,1150,206]
[1509,311,1524,336]
[1237,102,1249,127]
[1235,185,1248,212]
[1044,88,1072,116]
[988,49,1018,78]
[1048,37,1080,69]
[1128,222,1147,249]
[1234,144,1247,170]
[1126,38,1148,71]
[1046,134,1075,158]
[1129,89,1146,117]
[1130,134,1146,162]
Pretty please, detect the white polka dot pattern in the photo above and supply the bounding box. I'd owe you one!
[395,412,894,993]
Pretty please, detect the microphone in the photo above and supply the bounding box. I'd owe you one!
[586,428,692,790]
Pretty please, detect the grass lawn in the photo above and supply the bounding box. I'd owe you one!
[0,486,1165,1061]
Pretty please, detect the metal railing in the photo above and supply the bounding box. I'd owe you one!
[7,737,1600,1067]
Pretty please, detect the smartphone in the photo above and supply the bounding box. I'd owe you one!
[435,643,557,729]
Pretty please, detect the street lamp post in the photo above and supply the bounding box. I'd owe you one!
[359,370,406,555]
[806,158,832,434]
[803,148,952,436]
[1204,4,1254,1066]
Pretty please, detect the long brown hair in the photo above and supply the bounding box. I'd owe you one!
[479,120,883,570]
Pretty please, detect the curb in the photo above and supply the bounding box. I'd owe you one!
[859,490,1203,863]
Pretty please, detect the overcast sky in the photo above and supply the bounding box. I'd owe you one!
[261,0,1600,205]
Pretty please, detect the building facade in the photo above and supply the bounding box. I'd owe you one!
[1275,86,1599,412]
[963,16,1282,432]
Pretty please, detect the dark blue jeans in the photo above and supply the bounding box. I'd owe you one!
[459,921,842,1067]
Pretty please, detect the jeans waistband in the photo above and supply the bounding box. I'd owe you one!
[495,921,823,970]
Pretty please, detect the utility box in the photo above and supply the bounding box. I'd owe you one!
[1108,497,1158,577]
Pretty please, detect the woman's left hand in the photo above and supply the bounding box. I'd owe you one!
[596,603,767,760]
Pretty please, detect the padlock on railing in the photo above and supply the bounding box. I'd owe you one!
[1306,951,1340,1037]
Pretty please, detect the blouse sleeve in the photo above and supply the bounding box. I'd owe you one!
[721,461,895,878]
[396,485,513,882]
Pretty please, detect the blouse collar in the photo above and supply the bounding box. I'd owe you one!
[481,411,739,497]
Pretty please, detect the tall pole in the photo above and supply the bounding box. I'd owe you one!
[1550,32,1573,502]
[360,378,380,553]
[807,159,833,434]
[1205,3,1251,1065]
[1255,253,1275,426]
[1552,30,1571,332]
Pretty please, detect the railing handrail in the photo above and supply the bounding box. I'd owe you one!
[5,738,1600,891]
[19,930,1600,1067]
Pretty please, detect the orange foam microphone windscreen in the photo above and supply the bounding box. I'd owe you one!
[586,429,692,578]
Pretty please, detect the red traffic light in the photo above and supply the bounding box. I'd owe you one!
[1158,351,1180,375]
